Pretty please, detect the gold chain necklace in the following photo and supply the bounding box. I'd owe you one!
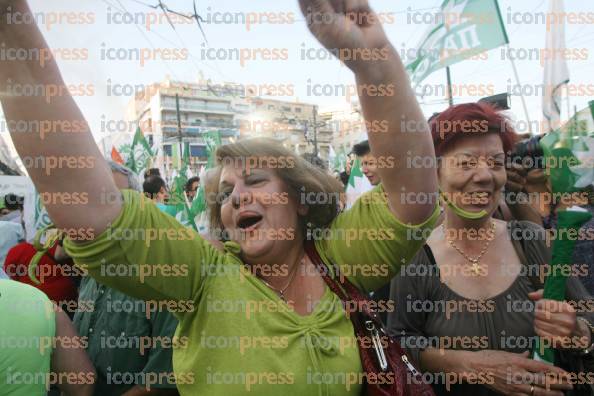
[252,255,304,303]
[443,221,496,276]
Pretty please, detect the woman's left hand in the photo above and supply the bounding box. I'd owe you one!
[529,289,591,349]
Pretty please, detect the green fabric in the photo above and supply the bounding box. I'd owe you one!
[64,185,439,396]
[533,209,593,364]
[73,277,178,395]
[0,280,55,395]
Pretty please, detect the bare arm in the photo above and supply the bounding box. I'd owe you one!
[355,52,438,224]
[299,0,438,224]
[51,309,96,396]
[122,386,179,396]
[1,0,121,237]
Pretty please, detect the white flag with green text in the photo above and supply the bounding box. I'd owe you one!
[406,0,508,86]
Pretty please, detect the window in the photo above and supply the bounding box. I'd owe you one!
[207,102,229,111]
[268,105,275,110]
[295,107,302,113]
[163,145,172,156]
[190,145,207,157]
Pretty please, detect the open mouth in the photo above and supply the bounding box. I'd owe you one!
[237,213,263,230]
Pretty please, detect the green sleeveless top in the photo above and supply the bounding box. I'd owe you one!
[0,280,56,395]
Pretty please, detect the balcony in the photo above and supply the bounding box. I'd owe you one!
[161,122,239,138]
[160,101,235,116]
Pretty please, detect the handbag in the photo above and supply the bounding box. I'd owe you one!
[305,241,435,396]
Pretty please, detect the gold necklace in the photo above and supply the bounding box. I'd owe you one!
[252,255,303,303]
[443,221,496,276]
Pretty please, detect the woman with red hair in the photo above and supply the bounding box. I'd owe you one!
[388,102,594,396]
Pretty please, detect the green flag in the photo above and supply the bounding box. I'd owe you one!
[132,126,153,155]
[533,209,592,363]
[406,0,508,85]
[169,142,198,230]
[188,131,223,233]
[539,129,584,194]
[126,126,154,174]
[531,126,594,363]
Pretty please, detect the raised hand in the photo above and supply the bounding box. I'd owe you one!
[529,289,591,350]
[298,0,391,73]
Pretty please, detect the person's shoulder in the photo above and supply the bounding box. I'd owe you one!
[0,220,23,232]
[506,219,546,240]
[357,184,388,205]
[0,279,51,304]
[396,245,438,279]
[510,219,544,230]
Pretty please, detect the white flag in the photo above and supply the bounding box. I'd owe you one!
[543,0,570,132]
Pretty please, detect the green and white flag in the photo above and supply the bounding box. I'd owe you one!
[170,131,223,232]
[171,142,199,230]
[203,131,222,169]
[193,131,222,232]
[345,158,373,209]
[125,126,154,174]
[406,0,509,85]
[532,124,594,364]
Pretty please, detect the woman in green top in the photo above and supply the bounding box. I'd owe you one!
[4,0,439,394]
[0,280,96,396]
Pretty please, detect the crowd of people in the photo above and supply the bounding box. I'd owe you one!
[1,0,593,395]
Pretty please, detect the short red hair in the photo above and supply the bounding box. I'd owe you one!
[429,102,517,157]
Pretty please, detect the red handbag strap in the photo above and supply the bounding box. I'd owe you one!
[304,240,382,324]
[305,241,436,396]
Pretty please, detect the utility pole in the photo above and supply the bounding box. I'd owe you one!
[313,105,318,158]
[175,93,183,169]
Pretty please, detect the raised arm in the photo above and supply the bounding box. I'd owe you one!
[299,0,438,224]
[1,0,121,237]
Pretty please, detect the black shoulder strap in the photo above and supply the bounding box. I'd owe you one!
[508,220,544,290]
[422,244,437,266]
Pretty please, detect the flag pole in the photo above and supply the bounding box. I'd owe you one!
[566,93,571,126]
[506,44,533,134]
[446,66,454,106]
[175,93,183,170]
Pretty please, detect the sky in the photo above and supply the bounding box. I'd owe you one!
[3,0,594,147]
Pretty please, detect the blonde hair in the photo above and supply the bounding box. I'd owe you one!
[207,138,344,237]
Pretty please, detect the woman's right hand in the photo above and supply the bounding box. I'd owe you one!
[298,0,391,74]
[471,350,573,396]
